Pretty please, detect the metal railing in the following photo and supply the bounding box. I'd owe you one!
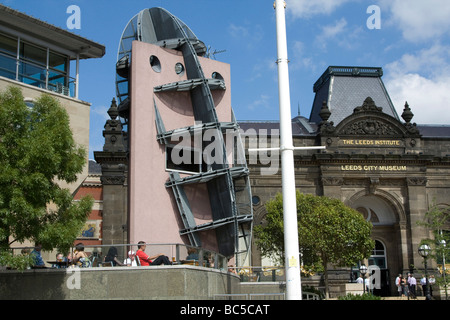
[7,243,228,271]
[228,266,287,282]
[214,292,320,300]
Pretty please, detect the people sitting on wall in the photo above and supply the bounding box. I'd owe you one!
[30,244,46,268]
[104,247,125,266]
[72,243,91,267]
[124,250,138,266]
[51,253,68,268]
[136,241,172,266]
[186,247,199,261]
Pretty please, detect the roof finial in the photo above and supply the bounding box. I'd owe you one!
[401,101,414,123]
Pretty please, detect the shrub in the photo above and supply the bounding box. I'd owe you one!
[338,293,381,300]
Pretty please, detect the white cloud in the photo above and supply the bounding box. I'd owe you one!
[314,18,348,49]
[248,94,271,111]
[288,0,354,18]
[384,44,450,124]
[379,0,450,43]
[386,73,450,125]
[228,24,249,39]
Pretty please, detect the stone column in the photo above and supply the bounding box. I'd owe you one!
[94,98,128,248]
[405,177,428,269]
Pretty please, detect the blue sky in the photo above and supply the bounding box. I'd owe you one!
[2,0,450,159]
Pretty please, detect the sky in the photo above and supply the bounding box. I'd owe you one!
[1,0,450,160]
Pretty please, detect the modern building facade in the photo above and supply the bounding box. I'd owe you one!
[0,4,105,195]
[0,5,105,257]
[100,8,253,266]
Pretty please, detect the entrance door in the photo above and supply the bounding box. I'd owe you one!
[368,240,391,296]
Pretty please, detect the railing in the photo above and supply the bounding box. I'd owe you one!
[7,243,228,271]
[0,51,75,98]
[229,266,287,282]
[214,292,320,300]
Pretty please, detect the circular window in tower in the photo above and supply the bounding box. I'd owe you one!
[212,72,224,80]
[175,63,184,75]
[149,55,161,72]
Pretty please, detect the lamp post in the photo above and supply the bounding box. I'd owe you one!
[418,244,431,300]
[440,239,448,300]
[360,264,368,294]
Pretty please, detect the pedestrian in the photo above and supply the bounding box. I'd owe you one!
[420,274,428,297]
[408,273,417,299]
[429,275,435,297]
[395,274,404,297]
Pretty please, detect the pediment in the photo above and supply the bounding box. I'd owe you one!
[319,97,420,138]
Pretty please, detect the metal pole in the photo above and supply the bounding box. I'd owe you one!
[75,53,80,99]
[274,0,302,300]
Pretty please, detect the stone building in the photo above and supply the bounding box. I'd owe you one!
[241,66,450,296]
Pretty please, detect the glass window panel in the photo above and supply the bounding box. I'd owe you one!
[20,61,46,88]
[0,54,17,80]
[49,51,67,72]
[0,33,17,56]
[20,42,46,66]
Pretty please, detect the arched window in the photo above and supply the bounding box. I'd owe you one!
[368,240,387,269]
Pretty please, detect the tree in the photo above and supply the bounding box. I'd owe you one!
[417,200,450,299]
[0,86,93,259]
[254,191,374,299]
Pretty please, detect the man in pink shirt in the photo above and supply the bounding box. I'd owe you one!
[136,241,172,266]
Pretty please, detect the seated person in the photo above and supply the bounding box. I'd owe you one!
[30,244,46,268]
[186,247,199,261]
[124,250,138,266]
[104,247,125,266]
[73,243,91,267]
[136,241,172,266]
[52,253,68,268]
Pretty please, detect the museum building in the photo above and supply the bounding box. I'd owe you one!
[241,66,450,295]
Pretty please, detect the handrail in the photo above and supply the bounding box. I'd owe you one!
[7,243,229,271]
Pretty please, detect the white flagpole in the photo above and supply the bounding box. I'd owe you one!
[274,0,302,300]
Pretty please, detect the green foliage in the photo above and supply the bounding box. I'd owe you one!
[338,293,381,300]
[254,191,374,270]
[254,191,374,298]
[0,250,34,271]
[0,86,93,254]
[417,200,450,291]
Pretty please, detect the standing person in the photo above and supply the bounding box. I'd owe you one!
[420,274,428,297]
[136,241,172,266]
[408,273,417,299]
[395,274,404,297]
[364,275,371,294]
[429,275,435,297]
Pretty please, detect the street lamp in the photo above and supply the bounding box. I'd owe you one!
[418,244,431,300]
[360,264,368,294]
[440,239,448,300]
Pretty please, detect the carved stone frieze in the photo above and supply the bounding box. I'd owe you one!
[340,119,400,136]
[406,177,427,186]
[321,177,344,186]
[101,175,126,185]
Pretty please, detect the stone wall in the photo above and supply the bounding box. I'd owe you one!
[0,265,240,300]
